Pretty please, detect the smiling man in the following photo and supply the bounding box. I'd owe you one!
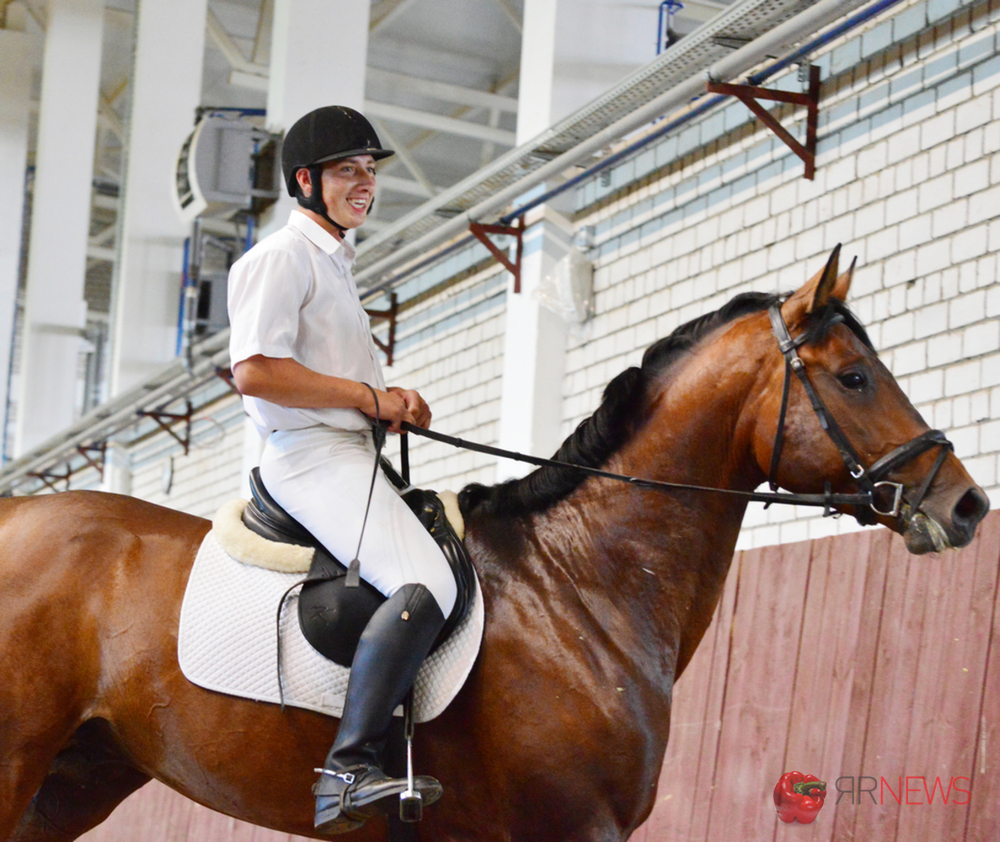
[227,106,456,833]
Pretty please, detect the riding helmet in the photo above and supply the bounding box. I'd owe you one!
[281,106,394,197]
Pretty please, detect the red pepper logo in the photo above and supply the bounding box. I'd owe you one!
[774,771,827,824]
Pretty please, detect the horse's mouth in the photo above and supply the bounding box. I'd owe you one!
[902,512,953,554]
[901,487,990,554]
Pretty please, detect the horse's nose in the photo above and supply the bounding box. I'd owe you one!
[952,486,990,545]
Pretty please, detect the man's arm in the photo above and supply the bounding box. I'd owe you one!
[232,355,430,432]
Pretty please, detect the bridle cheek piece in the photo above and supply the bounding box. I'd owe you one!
[767,303,953,521]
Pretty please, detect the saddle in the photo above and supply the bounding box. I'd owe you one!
[241,467,477,668]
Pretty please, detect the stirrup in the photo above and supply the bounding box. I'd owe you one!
[313,765,442,831]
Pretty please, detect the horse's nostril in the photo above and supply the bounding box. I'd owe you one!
[954,487,990,527]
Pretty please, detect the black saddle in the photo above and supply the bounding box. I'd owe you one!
[242,467,476,668]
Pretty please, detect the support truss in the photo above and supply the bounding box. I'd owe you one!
[470,217,525,293]
[137,401,193,455]
[707,64,820,180]
[366,292,399,366]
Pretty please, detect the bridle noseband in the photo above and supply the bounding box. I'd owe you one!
[767,303,953,520]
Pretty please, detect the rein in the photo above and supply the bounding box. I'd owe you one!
[399,303,954,520]
[401,422,872,514]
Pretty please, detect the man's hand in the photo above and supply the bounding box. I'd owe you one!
[387,387,432,429]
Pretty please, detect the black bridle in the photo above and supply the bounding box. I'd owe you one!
[399,303,953,521]
[766,302,953,520]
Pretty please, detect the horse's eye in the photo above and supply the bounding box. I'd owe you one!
[837,370,867,391]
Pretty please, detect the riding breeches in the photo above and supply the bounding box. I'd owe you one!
[259,426,458,617]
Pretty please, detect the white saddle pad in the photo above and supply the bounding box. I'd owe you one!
[177,530,484,723]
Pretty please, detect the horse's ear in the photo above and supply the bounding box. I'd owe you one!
[782,245,852,325]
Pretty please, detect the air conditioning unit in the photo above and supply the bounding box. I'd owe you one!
[174,113,280,224]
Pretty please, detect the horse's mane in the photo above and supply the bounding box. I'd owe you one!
[458,291,783,518]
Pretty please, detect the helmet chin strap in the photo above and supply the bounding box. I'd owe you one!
[298,164,349,238]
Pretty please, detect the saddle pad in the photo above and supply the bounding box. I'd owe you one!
[178,530,484,723]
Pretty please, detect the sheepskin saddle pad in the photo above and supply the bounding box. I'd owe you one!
[177,497,484,723]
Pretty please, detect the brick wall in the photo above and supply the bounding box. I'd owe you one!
[567,0,999,548]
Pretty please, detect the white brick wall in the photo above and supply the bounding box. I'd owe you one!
[567,0,999,548]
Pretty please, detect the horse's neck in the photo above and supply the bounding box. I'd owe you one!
[519,335,763,675]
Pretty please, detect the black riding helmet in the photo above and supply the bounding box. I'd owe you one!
[281,106,394,233]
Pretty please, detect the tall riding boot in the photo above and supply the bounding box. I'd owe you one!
[313,583,446,833]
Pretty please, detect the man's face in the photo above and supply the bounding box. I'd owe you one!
[317,154,377,230]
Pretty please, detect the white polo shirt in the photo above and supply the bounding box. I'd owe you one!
[228,210,385,437]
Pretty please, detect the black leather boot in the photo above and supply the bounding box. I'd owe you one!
[313,583,446,834]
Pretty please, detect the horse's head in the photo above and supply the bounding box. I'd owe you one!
[752,246,989,554]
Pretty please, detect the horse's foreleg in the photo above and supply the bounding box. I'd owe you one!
[9,720,150,842]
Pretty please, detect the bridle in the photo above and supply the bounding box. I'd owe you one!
[766,302,953,520]
[399,303,954,521]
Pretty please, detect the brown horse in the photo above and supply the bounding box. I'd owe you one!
[0,250,989,842]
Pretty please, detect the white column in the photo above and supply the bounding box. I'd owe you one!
[107,0,208,396]
[258,0,372,235]
[0,24,36,455]
[496,0,578,478]
[496,208,575,479]
[15,0,103,456]
[100,439,132,495]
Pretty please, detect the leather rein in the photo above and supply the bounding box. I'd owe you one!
[400,303,953,521]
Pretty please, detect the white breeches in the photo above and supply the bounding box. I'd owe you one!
[259,426,457,617]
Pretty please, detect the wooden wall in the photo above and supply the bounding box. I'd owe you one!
[80,512,1000,841]
[636,509,1000,842]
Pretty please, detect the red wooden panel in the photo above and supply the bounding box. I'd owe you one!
[828,527,891,842]
[684,549,742,842]
[79,780,312,842]
[777,528,877,842]
[848,530,929,840]
[964,510,1000,842]
[703,540,812,841]
[643,549,742,839]
[895,513,1000,842]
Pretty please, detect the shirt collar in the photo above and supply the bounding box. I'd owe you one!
[288,210,356,262]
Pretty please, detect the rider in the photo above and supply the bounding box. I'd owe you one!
[227,105,457,833]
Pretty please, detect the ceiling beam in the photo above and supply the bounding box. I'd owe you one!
[376,174,439,198]
[364,101,515,146]
[229,69,268,91]
[367,67,518,113]
[370,117,437,197]
[207,7,267,76]
[370,0,418,34]
[491,0,522,33]
[251,0,273,65]
[86,245,115,263]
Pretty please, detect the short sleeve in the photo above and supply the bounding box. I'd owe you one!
[228,245,311,366]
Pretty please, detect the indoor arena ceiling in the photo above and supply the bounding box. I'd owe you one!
[6,0,740,314]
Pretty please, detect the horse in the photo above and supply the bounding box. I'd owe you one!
[0,248,989,842]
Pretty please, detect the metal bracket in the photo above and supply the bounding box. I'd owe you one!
[469,217,525,293]
[215,366,240,394]
[707,64,821,180]
[28,465,72,494]
[137,400,193,455]
[76,443,107,477]
[366,291,398,366]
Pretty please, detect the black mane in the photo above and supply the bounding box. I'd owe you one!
[458,291,782,518]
